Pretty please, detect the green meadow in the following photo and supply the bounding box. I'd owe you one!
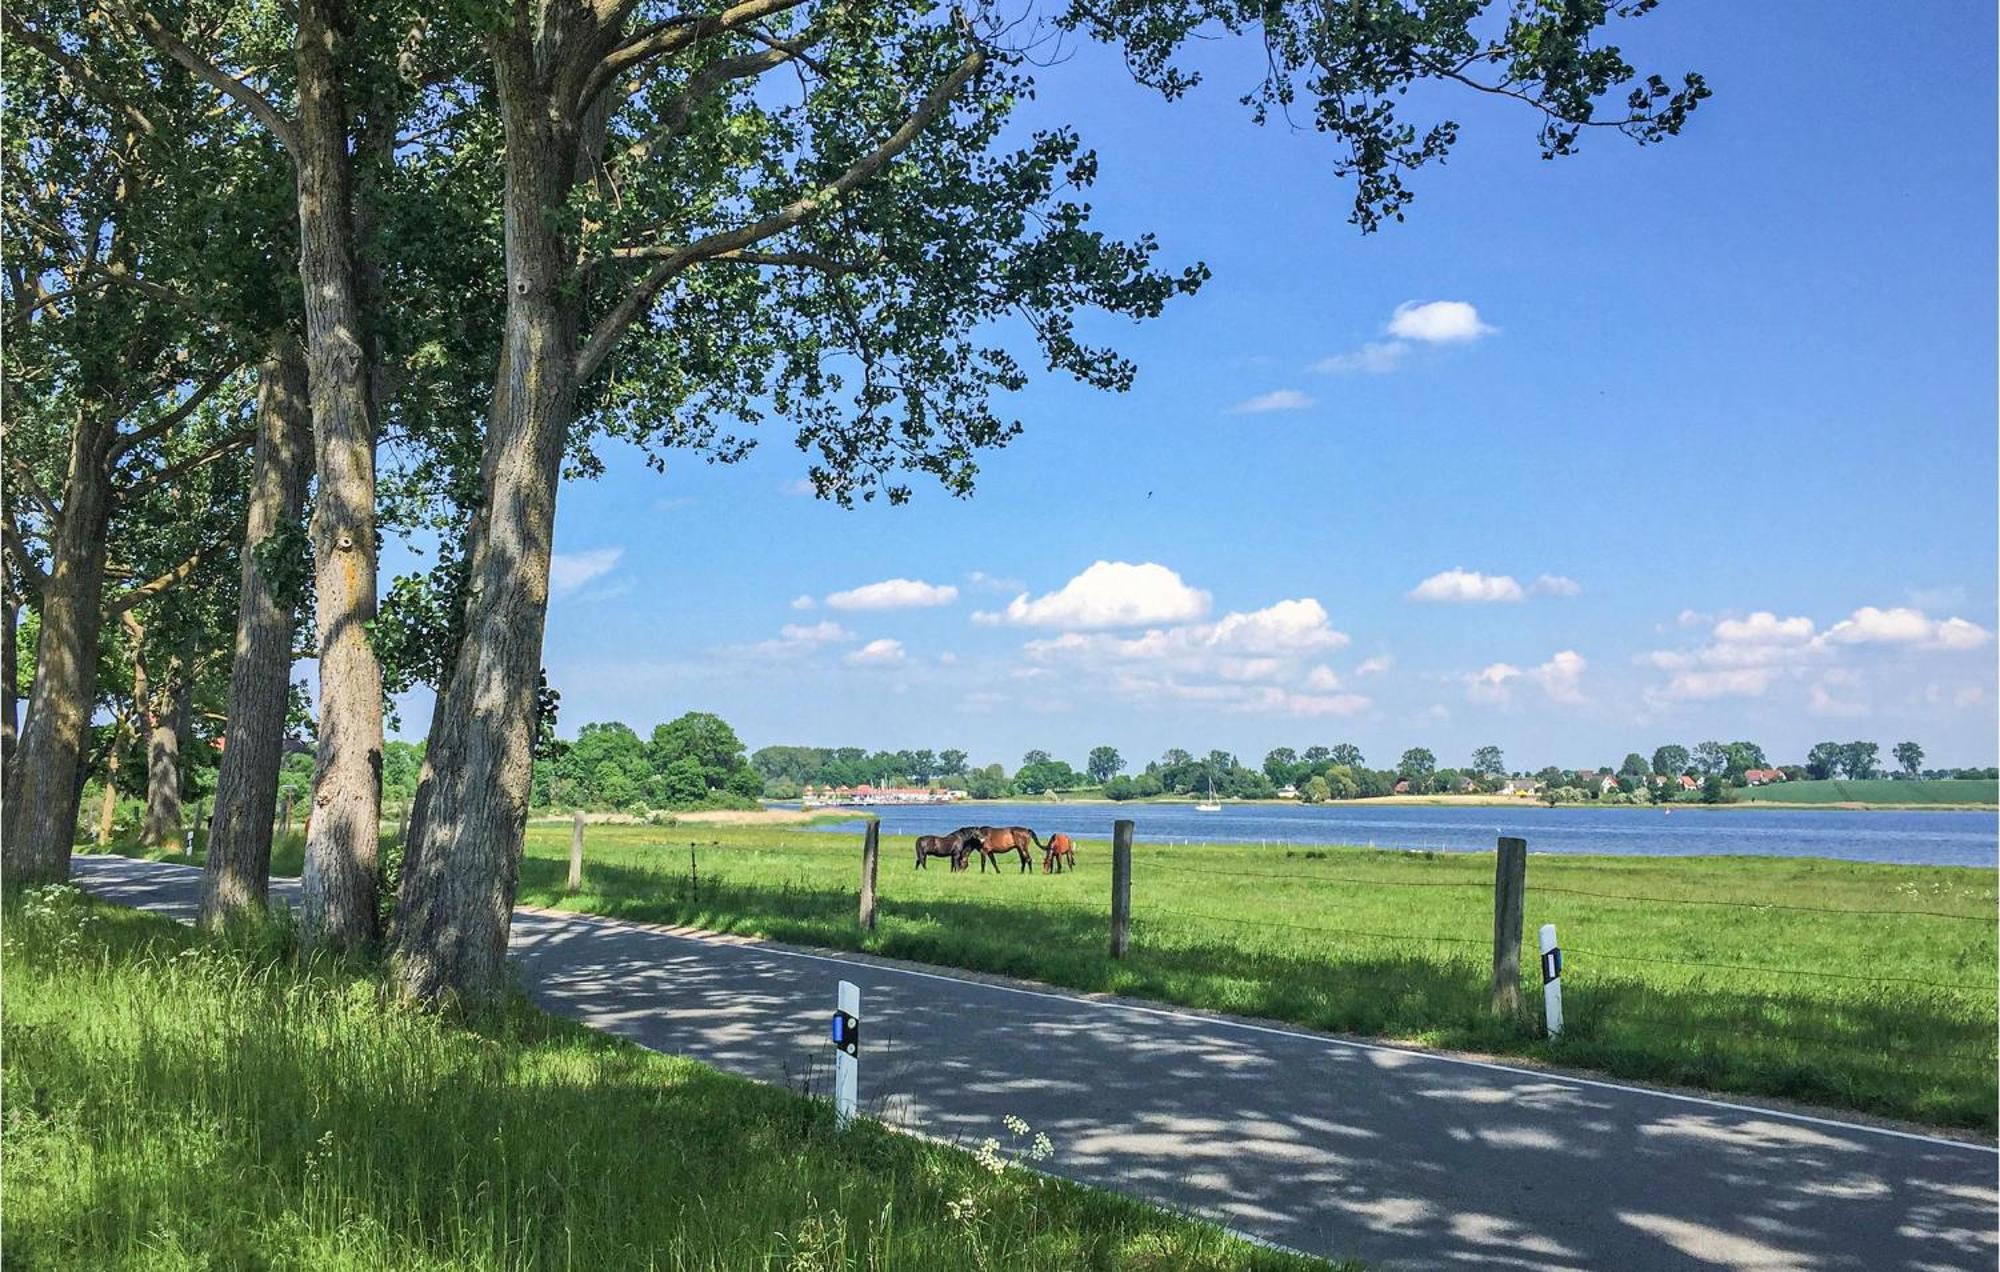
[2,883,1330,1271]
[1730,778,1998,806]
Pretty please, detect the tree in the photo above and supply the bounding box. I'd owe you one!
[1328,743,1365,770]
[1020,749,1052,770]
[1619,753,1650,778]
[1895,741,1924,777]
[1722,741,1766,780]
[201,338,312,928]
[349,0,1697,1002]
[1841,741,1879,781]
[1300,745,1331,766]
[1300,775,1331,804]
[649,712,752,792]
[1261,746,1298,784]
[909,748,937,782]
[1087,745,1123,784]
[1397,748,1436,784]
[1700,772,1727,804]
[1805,742,1843,781]
[1470,745,1505,778]
[1651,744,1689,777]
[1692,741,1728,776]
[937,748,969,777]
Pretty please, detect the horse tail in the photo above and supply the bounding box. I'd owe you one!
[1024,827,1046,850]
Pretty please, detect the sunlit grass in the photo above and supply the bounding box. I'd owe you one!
[2,883,1334,1270]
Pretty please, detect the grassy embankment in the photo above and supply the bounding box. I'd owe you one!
[2,883,1329,1270]
[1731,777,1998,807]
[503,822,1997,1131]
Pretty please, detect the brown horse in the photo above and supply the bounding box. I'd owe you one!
[1041,832,1076,874]
[915,829,977,871]
[968,825,1041,874]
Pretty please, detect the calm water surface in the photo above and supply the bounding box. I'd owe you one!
[798,801,1997,867]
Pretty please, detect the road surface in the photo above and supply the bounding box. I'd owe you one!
[71,854,1998,1270]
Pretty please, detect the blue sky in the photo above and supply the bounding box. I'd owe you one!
[398,1,1999,773]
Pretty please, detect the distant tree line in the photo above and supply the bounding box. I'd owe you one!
[527,714,762,812]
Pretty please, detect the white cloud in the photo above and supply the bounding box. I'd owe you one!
[1408,568,1525,604]
[1466,650,1585,706]
[1677,609,1713,627]
[1714,611,1816,646]
[1305,664,1342,691]
[825,578,959,611]
[1386,300,1496,343]
[1312,341,1409,375]
[781,621,851,644]
[1808,670,1869,718]
[1229,388,1315,414]
[979,561,1211,630]
[844,638,906,667]
[1819,605,1991,650]
[790,594,816,610]
[550,548,622,596]
[966,570,1023,594]
[1537,649,1587,705]
[1529,574,1582,598]
[781,477,815,496]
[1655,667,1778,701]
[1207,598,1350,655]
[1355,654,1394,677]
[1907,586,1968,610]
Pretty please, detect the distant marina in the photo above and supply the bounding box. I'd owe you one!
[800,783,968,808]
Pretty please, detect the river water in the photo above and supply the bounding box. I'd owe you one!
[798,801,1998,867]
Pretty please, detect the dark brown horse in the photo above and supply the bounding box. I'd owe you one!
[915,829,977,871]
[968,825,1041,874]
[1041,832,1076,874]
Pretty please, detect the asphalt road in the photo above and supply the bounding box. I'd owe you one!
[72,854,1999,1270]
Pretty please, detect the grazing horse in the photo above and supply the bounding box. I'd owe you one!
[915,829,977,871]
[1041,832,1077,874]
[970,825,1041,874]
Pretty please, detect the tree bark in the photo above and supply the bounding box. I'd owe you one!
[2,415,115,883]
[97,733,122,846]
[3,590,18,781]
[294,0,383,955]
[142,666,189,850]
[201,335,311,929]
[393,48,581,1003]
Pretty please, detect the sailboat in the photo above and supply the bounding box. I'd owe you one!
[1195,774,1221,812]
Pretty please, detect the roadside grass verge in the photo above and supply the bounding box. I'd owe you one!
[505,824,1997,1131]
[2,883,1331,1270]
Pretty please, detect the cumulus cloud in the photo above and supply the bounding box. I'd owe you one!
[790,594,816,610]
[978,561,1211,630]
[726,619,854,659]
[550,547,622,596]
[844,638,907,667]
[1355,654,1394,677]
[1314,300,1495,377]
[825,578,959,611]
[1466,651,1585,705]
[1229,388,1315,414]
[1819,606,1991,650]
[781,621,851,644]
[1408,568,1526,604]
[1305,664,1342,691]
[1388,300,1496,343]
[1529,574,1582,597]
[1655,667,1779,701]
[1715,611,1816,646]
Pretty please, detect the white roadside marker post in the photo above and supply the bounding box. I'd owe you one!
[830,980,860,1127]
[1539,923,1564,1037]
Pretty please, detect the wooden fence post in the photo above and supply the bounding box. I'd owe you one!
[1110,819,1133,959]
[568,811,585,893]
[859,819,880,931]
[1491,836,1527,1017]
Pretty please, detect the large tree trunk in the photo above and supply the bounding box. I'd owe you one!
[2,416,115,883]
[3,590,18,781]
[201,336,312,929]
[141,666,190,850]
[294,0,383,955]
[96,734,122,846]
[394,58,581,1002]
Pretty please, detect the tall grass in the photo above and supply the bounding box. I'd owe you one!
[2,884,1330,1270]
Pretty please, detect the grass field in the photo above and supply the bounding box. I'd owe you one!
[500,822,1998,1131]
[2,882,1328,1270]
[1731,778,1998,806]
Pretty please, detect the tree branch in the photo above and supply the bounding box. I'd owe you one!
[578,0,814,112]
[2,517,51,599]
[117,424,254,500]
[105,364,241,463]
[575,43,985,380]
[115,3,299,155]
[107,548,206,614]
[7,456,63,529]
[4,14,160,136]
[614,37,812,171]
